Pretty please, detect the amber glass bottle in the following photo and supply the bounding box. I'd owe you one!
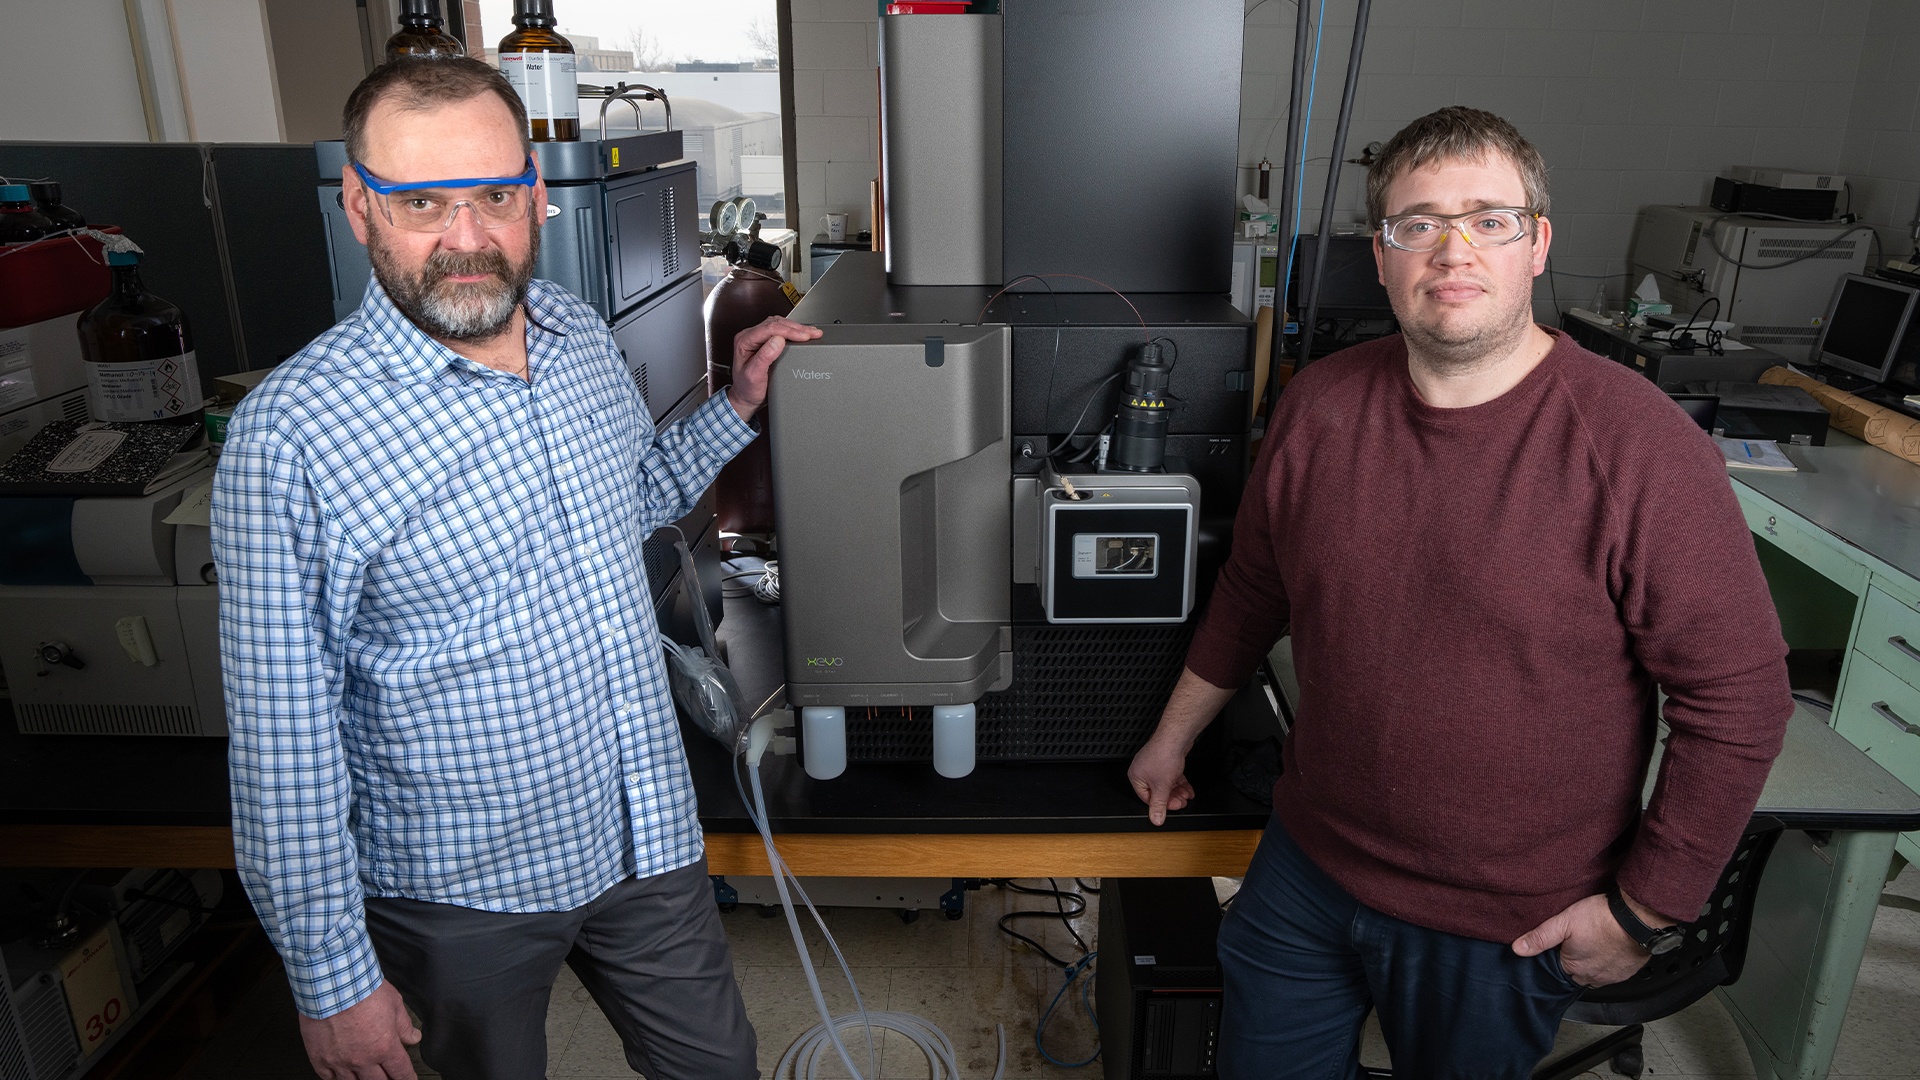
[0,184,53,244]
[386,0,464,59]
[28,182,85,230]
[498,0,579,141]
[75,251,205,425]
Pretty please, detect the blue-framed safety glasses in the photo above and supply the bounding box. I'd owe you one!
[352,157,539,233]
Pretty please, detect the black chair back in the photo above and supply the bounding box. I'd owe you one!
[1566,817,1785,1027]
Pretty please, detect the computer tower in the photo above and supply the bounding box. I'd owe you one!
[1096,878,1224,1080]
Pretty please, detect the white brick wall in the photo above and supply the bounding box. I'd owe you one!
[1840,0,1920,262]
[788,0,881,243]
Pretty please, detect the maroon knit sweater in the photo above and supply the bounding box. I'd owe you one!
[1188,331,1792,942]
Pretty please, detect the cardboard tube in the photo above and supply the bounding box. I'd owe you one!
[1251,306,1272,412]
[1758,366,1920,466]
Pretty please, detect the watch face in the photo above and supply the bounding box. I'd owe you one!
[1648,928,1685,955]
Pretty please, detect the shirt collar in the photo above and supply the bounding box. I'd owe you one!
[355,276,580,383]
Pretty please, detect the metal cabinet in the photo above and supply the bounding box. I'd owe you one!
[1833,583,1920,863]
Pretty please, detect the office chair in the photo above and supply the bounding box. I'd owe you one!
[1358,816,1785,1080]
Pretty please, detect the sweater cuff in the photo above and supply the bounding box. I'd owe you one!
[1612,833,1721,927]
[1185,606,1283,691]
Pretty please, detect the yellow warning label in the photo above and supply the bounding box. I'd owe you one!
[781,282,802,305]
[610,147,622,168]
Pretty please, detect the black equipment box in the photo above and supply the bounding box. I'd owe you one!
[1682,381,1831,446]
[1097,878,1224,1079]
[1560,311,1787,390]
[1710,177,1839,222]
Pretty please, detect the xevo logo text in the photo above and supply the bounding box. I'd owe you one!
[804,657,844,667]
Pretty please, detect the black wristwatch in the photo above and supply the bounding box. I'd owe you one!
[1606,884,1684,955]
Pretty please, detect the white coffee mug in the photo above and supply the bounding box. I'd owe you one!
[821,212,849,243]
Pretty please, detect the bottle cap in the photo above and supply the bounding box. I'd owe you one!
[28,182,62,204]
[107,250,140,267]
[512,0,557,27]
[399,0,443,20]
[0,185,30,202]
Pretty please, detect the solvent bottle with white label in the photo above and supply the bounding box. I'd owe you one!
[75,251,204,425]
[498,0,579,142]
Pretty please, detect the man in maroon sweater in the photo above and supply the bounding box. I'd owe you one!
[1128,107,1792,1077]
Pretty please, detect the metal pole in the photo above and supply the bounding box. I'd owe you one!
[1298,0,1371,374]
[1263,0,1314,416]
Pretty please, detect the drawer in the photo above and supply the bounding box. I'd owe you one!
[1733,487,1871,596]
[1833,654,1920,794]
[1856,586,1920,695]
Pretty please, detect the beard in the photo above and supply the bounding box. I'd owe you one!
[1395,273,1538,376]
[368,217,540,344]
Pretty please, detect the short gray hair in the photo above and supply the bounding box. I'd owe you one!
[343,56,531,166]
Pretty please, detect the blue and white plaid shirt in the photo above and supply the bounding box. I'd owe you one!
[212,278,753,1018]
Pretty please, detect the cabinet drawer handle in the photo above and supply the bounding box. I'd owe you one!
[1871,701,1920,736]
[1891,636,1920,665]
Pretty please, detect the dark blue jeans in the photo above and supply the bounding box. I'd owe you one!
[1217,819,1584,1080]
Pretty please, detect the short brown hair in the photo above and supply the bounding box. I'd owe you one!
[1365,106,1549,226]
[343,56,531,166]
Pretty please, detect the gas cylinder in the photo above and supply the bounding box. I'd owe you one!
[704,238,795,537]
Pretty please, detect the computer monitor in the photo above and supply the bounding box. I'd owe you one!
[1812,273,1920,384]
[1287,233,1395,320]
[1669,393,1718,431]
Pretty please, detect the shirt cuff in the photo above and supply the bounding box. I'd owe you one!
[284,921,387,1019]
[694,391,759,457]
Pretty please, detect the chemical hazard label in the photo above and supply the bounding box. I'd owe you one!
[85,350,204,422]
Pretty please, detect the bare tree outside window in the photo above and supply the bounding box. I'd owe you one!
[620,25,678,73]
[744,17,778,64]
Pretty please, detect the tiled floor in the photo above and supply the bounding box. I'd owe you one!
[181,865,1920,1079]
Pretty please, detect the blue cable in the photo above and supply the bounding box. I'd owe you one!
[1277,0,1328,337]
[1036,952,1101,1068]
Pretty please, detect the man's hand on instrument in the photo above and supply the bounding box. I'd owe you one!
[1128,732,1197,826]
[727,316,823,420]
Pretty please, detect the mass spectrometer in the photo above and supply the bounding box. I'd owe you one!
[766,0,1254,780]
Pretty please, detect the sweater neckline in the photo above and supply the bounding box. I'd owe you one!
[1394,327,1567,429]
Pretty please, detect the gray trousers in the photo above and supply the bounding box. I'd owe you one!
[364,859,756,1080]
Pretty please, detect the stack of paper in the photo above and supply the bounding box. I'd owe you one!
[1713,435,1796,472]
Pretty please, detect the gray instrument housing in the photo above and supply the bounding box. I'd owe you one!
[771,325,1014,708]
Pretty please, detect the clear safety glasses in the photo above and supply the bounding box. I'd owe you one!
[1379,207,1540,252]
